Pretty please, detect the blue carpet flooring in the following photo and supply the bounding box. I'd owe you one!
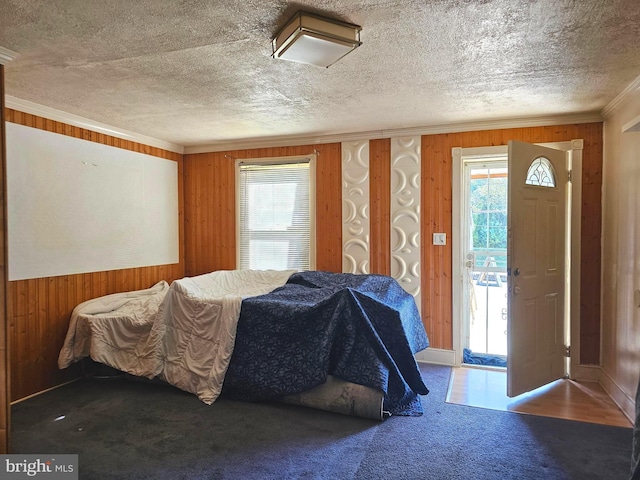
[10,363,634,479]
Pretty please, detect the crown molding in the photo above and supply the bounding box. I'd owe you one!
[4,94,602,156]
[184,113,602,154]
[0,46,18,65]
[4,96,184,154]
[602,73,640,119]
[184,130,384,154]
[622,114,640,133]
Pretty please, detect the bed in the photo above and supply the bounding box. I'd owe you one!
[59,270,430,419]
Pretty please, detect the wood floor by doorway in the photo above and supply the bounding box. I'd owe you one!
[446,366,632,428]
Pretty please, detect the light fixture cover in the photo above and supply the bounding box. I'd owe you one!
[272,11,362,68]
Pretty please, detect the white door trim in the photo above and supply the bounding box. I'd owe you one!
[452,146,508,367]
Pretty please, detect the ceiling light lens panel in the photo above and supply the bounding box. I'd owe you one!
[279,34,356,67]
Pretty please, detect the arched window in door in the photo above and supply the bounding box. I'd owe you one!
[525,156,556,187]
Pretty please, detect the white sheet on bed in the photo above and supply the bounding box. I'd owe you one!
[58,269,295,404]
[57,280,170,373]
[148,269,296,403]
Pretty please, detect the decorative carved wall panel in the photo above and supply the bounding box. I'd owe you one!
[342,141,370,274]
[390,136,421,311]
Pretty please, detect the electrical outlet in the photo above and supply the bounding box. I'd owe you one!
[433,233,446,246]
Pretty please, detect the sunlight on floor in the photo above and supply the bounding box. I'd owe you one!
[446,366,632,428]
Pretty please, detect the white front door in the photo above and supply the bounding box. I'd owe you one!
[507,140,569,397]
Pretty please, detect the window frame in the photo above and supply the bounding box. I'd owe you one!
[235,154,317,271]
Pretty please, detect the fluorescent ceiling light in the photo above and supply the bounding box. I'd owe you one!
[272,11,362,68]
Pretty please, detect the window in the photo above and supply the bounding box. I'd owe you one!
[237,157,315,271]
[470,166,508,251]
[525,156,556,187]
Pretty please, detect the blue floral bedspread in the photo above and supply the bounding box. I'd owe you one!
[222,271,430,416]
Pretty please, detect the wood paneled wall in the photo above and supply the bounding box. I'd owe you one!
[184,144,342,276]
[369,139,391,276]
[184,124,602,365]
[421,133,454,349]
[1,64,9,453]
[6,109,185,401]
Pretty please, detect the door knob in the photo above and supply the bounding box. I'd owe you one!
[514,285,521,295]
[514,268,520,277]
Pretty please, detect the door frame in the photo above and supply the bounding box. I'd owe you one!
[452,140,583,380]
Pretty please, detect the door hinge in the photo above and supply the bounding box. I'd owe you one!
[568,169,572,182]
[564,345,571,357]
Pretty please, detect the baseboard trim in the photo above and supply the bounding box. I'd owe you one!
[11,378,80,405]
[599,369,636,423]
[572,364,602,382]
[416,348,455,366]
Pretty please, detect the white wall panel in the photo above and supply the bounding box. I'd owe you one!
[6,122,179,280]
[390,136,421,311]
[342,141,370,274]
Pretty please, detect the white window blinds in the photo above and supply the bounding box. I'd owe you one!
[238,160,313,271]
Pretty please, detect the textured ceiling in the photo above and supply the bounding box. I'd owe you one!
[1,0,640,148]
